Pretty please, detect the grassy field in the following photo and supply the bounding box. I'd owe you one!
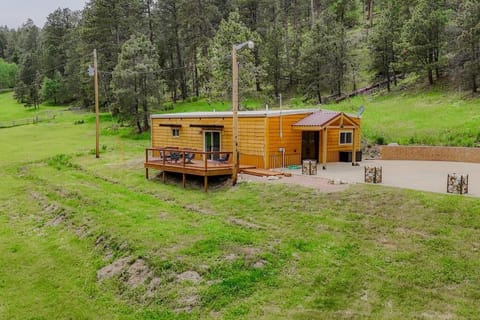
[327,87,480,147]
[0,91,65,123]
[1,92,480,319]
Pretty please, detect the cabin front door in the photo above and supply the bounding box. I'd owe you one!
[301,131,319,161]
[204,131,221,160]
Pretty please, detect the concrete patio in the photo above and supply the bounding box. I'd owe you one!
[282,160,480,197]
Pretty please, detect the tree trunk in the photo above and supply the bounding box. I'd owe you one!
[146,0,154,43]
[316,82,322,104]
[254,48,262,92]
[193,47,199,97]
[428,68,434,85]
[435,48,440,80]
[473,74,478,94]
[142,77,150,132]
[171,2,187,100]
[369,0,374,27]
[385,64,391,92]
[170,54,177,103]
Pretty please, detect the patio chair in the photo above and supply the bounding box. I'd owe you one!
[185,152,195,164]
[170,152,181,163]
[217,153,230,163]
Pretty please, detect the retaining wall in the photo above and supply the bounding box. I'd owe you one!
[380,146,480,163]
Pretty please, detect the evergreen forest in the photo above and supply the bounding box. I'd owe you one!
[0,0,479,132]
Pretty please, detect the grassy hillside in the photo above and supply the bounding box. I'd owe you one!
[1,85,480,318]
[328,87,480,147]
[164,87,480,147]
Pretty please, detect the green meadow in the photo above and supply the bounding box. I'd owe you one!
[327,87,480,147]
[1,91,480,319]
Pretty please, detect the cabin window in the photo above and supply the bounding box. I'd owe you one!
[339,131,352,145]
[172,128,180,137]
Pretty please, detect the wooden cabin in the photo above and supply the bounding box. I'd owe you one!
[149,109,361,169]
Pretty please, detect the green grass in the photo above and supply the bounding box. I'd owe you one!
[1,90,480,318]
[159,85,480,147]
[0,92,65,123]
[324,86,480,146]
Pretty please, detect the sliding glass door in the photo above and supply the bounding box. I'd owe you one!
[204,131,221,160]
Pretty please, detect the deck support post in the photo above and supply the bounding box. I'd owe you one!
[183,173,186,188]
[163,171,166,183]
[204,176,208,192]
[145,168,149,179]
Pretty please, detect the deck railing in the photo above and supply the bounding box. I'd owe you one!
[268,152,302,169]
[145,147,233,171]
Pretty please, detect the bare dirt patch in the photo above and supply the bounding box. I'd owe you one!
[253,259,267,269]
[228,217,262,230]
[183,204,217,216]
[395,227,430,239]
[377,237,397,250]
[175,293,200,313]
[97,257,131,281]
[46,214,66,226]
[126,259,153,288]
[177,271,202,284]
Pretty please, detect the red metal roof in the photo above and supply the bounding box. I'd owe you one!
[293,111,340,127]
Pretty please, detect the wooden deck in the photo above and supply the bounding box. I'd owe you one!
[144,148,254,191]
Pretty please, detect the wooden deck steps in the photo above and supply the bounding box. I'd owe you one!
[240,168,286,177]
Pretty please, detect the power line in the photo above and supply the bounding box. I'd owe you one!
[98,65,189,76]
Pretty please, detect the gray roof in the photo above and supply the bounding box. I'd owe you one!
[151,109,319,119]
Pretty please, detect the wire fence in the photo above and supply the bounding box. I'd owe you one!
[0,110,62,129]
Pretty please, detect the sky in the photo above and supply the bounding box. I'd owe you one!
[0,0,87,29]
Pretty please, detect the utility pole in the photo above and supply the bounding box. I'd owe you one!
[93,49,100,159]
[231,41,254,186]
[232,45,239,185]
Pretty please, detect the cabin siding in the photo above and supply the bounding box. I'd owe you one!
[150,111,361,170]
[238,117,266,168]
[151,117,231,151]
[266,114,306,168]
[151,116,266,167]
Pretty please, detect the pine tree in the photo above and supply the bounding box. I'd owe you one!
[452,0,480,93]
[14,19,42,108]
[401,0,448,85]
[203,10,261,101]
[111,34,160,132]
[81,0,143,106]
[369,1,402,91]
[299,12,346,103]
